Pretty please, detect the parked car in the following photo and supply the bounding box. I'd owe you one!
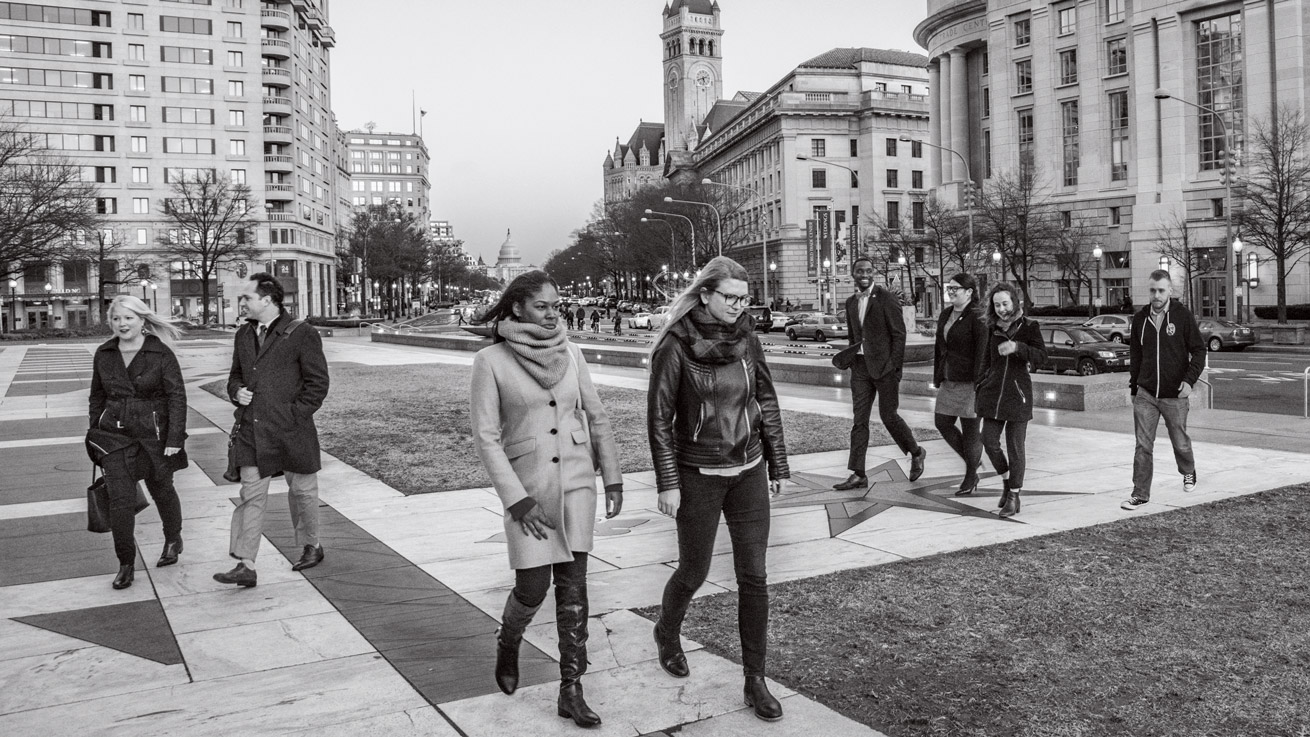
[1081,314,1133,343]
[617,300,634,313]
[647,305,673,330]
[782,311,817,329]
[766,312,793,332]
[786,314,847,342]
[1198,319,1258,351]
[1039,326,1131,375]
[626,312,655,330]
[744,306,775,332]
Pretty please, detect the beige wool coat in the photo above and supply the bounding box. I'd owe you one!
[471,341,623,569]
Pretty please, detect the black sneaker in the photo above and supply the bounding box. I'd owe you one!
[1182,472,1197,493]
[1120,497,1148,511]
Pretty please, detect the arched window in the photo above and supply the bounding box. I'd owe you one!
[700,39,706,55]
[688,38,695,55]
[709,40,715,57]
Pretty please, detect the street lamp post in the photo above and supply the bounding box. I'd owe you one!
[1233,236,1248,322]
[1092,244,1103,313]
[900,137,974,263]
[1155,88,1239,319]
[822,258,835,315]
[663,196,721,257]
[897,253,908,301]
[703,178,768,304]
[644,209,695,267]
[151,282,158,313]
[992,249,1002,284]
[6,278,16,332]
[263,202,276,275]
[769,261,777,307]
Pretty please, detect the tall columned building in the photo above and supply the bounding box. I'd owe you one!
[916,0,1310,315]
[0,0,341,328]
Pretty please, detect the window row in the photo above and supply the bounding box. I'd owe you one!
[0,3,110,26]
[0,66,112,88]
[1,98,112,120]
[1016,38,1126,95]
[0,34,111,58]
[1013,1,1126,47]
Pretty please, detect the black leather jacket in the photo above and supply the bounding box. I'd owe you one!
[647,318,790,493]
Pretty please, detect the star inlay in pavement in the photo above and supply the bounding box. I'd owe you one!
[777,459,1090,537]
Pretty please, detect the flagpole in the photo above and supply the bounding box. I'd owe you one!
[411,90,416,134]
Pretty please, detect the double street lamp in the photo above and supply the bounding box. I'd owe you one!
[644,209,696,267]
[1155,88,1240,319]
[702,178,768,305]
[664,196,721,257]
[900,136,975,258]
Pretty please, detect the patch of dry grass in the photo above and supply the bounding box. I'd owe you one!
[203,362,936,495]
[642,484,1310,737]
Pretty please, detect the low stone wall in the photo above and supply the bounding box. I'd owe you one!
[370,332,1199,412]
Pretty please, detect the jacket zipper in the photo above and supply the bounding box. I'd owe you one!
[994,339,1010,418]
[692,404,705,443]
[152,411,161,441]
[1155,310,1164,397]
[740,359,751,465]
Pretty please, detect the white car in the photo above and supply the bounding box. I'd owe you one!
[1081,314,1133,343]
[626,312,654,330]
[647,305,672,330]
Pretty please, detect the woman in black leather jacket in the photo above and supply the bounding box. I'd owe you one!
[647,256,790,722]
[89,295,188,589]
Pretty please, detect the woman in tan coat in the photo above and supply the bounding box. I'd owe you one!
[471,270,623,729]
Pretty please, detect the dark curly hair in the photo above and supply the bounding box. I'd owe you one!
[472,270,559,342]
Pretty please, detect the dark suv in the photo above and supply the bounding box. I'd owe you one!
[744,305,774,332]
[1039,326,1131,375]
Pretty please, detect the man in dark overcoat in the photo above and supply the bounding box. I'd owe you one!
[834,257,926,490]
[214,273,330,587]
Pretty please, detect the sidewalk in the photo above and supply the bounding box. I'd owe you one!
[1,338,1306,736]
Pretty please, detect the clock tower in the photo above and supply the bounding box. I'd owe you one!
[661,0,723,152]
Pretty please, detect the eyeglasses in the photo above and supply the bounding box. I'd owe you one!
[713,289,752,307]
[946,286,968,294]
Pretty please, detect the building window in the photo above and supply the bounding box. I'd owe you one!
[902,84,912,95]
[129,105,147,122]
[95,197,117,214]
[228,110,244,126]
[1061,211,1072,229]
[1014,17,1031,46]
[1017,109,1035,165]
[811,169,827,188]
[162,76,213,94]
[886,170,899,188]
[1058,7,1077,35]
[849,139,858,157]
[911,200,925,232]
[131,166,148,183]
[982,51,989,75]
[886,201,900,230]
[225,21,242,37]
[1106,38,1127,75]
[136,228,148,245]
[127,13,145,30]
[128,43,145,60]
[133,197,149,214]
[983,130,992,178]
[911,140,922,158]
[1109,90,1129,180]
[885,138,898,156]
[231,168,245,184]
[1059,49,1078,85]
[228,80,243,96]
[1061,100,1079,186]
[160,16,212,34]
[1197,13,1244,170]
[129,74,146,91]
[1212,198,1224,218]
[161,46,212,64]
[1106,0,1125,23]
[811,139,825,157]
[227,50,243,66]
[162,106,214,124]
[1109,206,1121,225]
[912,170,923,189]
[130,136,147,152]
[1015,59,1033,94]
[229,139,244,155]
[982,87,991,117]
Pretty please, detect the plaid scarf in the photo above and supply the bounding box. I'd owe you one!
[495,319,569,388]
[671,304,753,364]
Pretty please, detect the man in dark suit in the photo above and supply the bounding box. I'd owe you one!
[834,257,926,490]
[214,273,330,587]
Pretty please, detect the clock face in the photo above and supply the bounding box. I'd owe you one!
[667,69,680,90]
[695,71,712,89]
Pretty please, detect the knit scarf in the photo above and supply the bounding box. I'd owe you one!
[672,304,753,364]
[495,319,570,389]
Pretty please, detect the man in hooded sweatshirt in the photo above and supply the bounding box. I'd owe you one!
[1122,269,1206,511]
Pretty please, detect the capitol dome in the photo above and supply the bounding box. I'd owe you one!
[495,229,521,266]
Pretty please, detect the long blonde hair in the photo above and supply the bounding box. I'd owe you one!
[109,294,184,345]
[650,255,750,353]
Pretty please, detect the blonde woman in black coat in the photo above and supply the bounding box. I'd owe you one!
[975,283,1046,518]
[89,295,188,589]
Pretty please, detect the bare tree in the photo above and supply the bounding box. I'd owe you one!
[975,156,1061,307]
[68,228,148,321]
[0,118,99,280]
[861,210,925,302]
[1234,105,1310,323]
[345,203,428,319]
[921,194,980,278]
[1151,208,1224,310]
[1050,218,1105,316]
[156,172,260,324]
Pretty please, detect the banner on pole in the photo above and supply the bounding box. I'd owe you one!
[806,219,818,277]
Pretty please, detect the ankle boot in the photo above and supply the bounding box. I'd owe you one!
[158,537,183,568]
[999,488,1021,518]
[653,619,689,678]
[494,594,541,695]
[112,563,134,589]
[744,675,783,721]
[997,478,1012,509]
[555,583,600,727]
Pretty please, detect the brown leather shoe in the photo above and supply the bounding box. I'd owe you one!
[832,473,868,491]
[291,545,324,572]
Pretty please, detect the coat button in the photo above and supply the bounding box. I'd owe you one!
[550,428,558,435]
[552,457,559,463]
[549,400,557,407]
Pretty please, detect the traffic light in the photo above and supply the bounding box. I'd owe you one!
[1221,149,1238,186]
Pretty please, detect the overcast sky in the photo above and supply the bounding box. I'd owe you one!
[329,1,926,266]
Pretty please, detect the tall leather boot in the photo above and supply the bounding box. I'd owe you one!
[495,593,542,695]
[999,488,1021,518]
[555,582,601,728]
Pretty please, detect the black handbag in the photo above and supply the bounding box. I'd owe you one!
[86,466,150,534]
[85,427,138,466]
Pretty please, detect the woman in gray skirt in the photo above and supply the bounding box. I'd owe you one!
[932,273,988,496]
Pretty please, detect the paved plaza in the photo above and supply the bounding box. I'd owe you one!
[0,337,1306,736]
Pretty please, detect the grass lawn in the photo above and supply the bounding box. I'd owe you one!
[641,484,1310,737]
[203,362,937,495]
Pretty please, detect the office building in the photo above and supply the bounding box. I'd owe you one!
[343,131,430,226]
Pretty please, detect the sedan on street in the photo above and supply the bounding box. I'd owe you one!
[786,314,847,342]
[1198,319,1259,351]
[1081,314,1133,343]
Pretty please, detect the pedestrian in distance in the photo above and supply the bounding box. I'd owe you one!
[89,295,189,589]
[975,282,1046,519]
[564,307,574,331]
[589,309,601,333]
[648,256,790,722]
[1122,269,1206,510]
[834,256,927,491]
[575,304,586,330]
[613,311,623,335]
[470,270,623,728]
[932,273,988,496]
[214,273,330,588]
